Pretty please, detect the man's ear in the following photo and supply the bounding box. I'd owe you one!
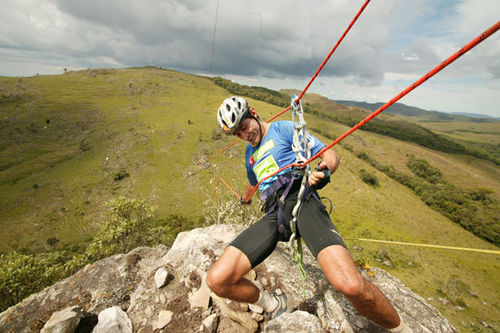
[249,107,259,119]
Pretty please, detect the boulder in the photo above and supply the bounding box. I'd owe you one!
[264,310,323,332]
[40,306,82,333]
[92,306,133,333]
[0,225,457,332]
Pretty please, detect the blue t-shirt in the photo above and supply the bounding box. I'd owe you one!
[245,121,326,193]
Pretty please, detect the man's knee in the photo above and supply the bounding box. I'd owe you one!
[335,276,375,304]
[206,265,226,296]
[206,246,251,296]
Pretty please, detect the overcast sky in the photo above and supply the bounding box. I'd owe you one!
[1,0,499,117]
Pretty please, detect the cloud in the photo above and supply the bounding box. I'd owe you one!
[0,0,498,116]
[28,0,394,84]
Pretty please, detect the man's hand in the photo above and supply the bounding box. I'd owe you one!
[240,184,256,205]
[308,161,331,189]
[240,196,252,205]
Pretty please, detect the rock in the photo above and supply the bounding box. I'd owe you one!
[260,276,269,286]
[154,310,173,330]
[269,275,277,287]
[244,269,256,281]
[249,304,264,314]
[239,302,249,312]
[0,225,458,333]
[154,267,171,288]
[92,306,132,333]
[41,306,82,333]
[439,297,451,305]
[316,290,355,333]
[212,293,258,332]
[189,287,212,309]
[201,313,218,332]
[0,246,167,333]
[264,311,323,332]
[252,313,264,322]
[383,259,392,267]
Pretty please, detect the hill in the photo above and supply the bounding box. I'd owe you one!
[0,68,499,331]
[334,100,499,122]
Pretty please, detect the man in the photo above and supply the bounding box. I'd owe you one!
[207,96,410,332]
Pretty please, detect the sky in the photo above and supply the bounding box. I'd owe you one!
[0,0,499,117]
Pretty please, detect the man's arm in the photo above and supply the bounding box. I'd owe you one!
[241,183,256,204]
[308,148,340,187]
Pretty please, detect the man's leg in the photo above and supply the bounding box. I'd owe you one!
[207,214,282,310]
[317,244,400,329]
[206,245,259,303]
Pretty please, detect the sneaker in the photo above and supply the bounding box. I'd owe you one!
[267,292,293,320]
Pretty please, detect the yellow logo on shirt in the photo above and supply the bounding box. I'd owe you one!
[254,155,279,181]
[252,139,274,161]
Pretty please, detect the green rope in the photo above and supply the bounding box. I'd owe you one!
[293,238,308,298]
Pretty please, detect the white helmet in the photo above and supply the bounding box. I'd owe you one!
[217,96,249,134]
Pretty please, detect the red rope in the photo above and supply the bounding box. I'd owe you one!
[245,20,500,202]
[295,0,371,104]
[219,176,241,200]
[212,0,370,156]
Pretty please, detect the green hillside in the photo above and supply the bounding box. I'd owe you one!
[0,68,499,331]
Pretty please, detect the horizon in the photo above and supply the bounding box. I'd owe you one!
[1,0,499,117]
[2,66,499,120]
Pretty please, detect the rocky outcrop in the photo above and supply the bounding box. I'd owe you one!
[0,225,457,332]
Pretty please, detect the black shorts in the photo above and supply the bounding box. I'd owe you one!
[230,186,346,268]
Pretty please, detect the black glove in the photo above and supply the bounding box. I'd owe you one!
[312,164,331,190]
[240,197,252,205]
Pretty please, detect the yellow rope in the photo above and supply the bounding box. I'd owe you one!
[344,237,500,255]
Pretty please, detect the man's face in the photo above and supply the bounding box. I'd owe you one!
[234,117,261,145]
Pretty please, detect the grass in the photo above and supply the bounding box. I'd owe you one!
[0,68,499,331]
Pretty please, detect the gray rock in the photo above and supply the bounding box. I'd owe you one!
[252,313,264,322]
[0,246,167,333]
[249,303,264,314]
[189,287,212,309]
[154,310,173,330]
[212,293,258,332]
[154,267,171,289]
[0,225,457,333]
[264,310,323,332]
[92,306,132,333]
[439,297,451,304]
[201,313,218,332]
[41,306,82,333]
[260,276,269,286]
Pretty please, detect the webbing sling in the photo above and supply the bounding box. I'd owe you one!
[261,170,301,238]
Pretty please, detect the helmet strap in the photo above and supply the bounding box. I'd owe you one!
[248,113,263,143]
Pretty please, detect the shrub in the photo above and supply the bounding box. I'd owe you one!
[113,170,129,181]
[467,188,494,203]
[46,237,59,246]
[1,195,211,313]
[211,77,289,108]
[0,197,162,312]
[407,156,443,184]
[352,150,499,245]
[0,251,69,312]
[71,197,157,264]
[359,169,379,186]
